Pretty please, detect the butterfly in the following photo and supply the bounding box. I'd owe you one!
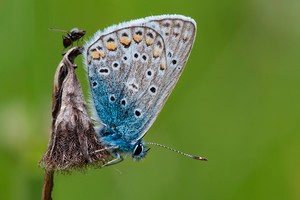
[83,14,206,166]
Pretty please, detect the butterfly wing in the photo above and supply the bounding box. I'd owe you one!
[136,15,197,140]
[84,15,196,143]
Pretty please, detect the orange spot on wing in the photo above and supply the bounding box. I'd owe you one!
[121,37,131,46]
[153,47,161,58]
[106,41,118,51]
[146,38,154,46]
[160,62,165,70]
[91,51,100,59]
[91,50,105,59]
[133,35,142,43]
[99,51,105,57]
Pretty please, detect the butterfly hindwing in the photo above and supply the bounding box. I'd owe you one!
[85,26,168,140]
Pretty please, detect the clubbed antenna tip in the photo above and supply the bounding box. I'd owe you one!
[146,142,208,161]
[191,155,208,161]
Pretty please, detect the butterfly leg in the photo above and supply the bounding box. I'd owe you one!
[101,152,123,168]
[92,146,124,167]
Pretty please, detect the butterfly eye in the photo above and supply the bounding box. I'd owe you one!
[133,143,143,156]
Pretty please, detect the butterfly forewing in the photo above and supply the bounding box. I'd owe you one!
[84,15,196,142]
[135,16,197,140]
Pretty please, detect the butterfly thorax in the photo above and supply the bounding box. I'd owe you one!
[99,126,148,160]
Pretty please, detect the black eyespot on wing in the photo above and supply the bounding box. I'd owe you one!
[99,68,109,74]
[142,55,147,61]
[121,99,126,106]
[147,70,152,76]
[92,81,97,87]
[150,86,156,93]
[109,95,115,102]
[135,110,141,117]
[112,62,119,69]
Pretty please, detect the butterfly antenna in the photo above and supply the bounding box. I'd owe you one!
[48,27,68,33]
[146,142,208,161]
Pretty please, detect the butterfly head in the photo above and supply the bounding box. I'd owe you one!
[131,141,150,160]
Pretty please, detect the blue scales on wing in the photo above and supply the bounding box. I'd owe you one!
[83,15,196,160]
[84,26,168,146]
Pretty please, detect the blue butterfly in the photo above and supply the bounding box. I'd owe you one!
[83,14,206,166]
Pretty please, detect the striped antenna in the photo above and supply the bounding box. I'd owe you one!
[147,142,208,161]
[48,27,69,33]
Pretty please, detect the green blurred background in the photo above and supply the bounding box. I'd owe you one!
[1,0,300,199]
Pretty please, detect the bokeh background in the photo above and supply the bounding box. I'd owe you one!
[1,0,300,199]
